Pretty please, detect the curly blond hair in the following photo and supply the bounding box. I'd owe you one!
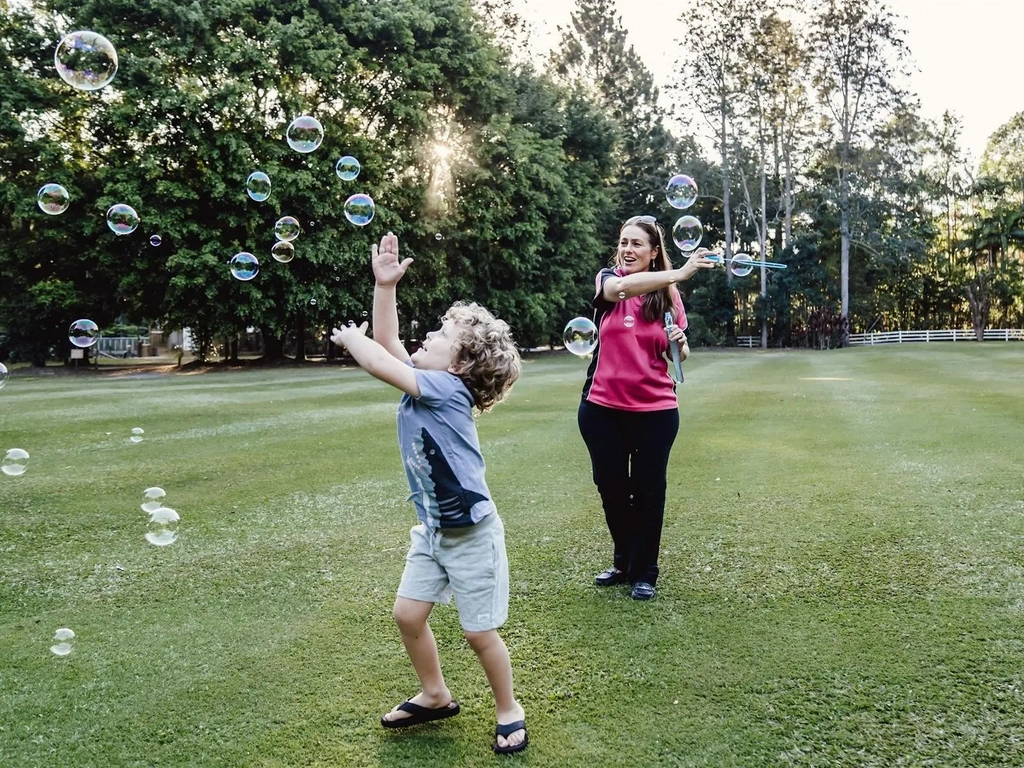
[443,301,521,412]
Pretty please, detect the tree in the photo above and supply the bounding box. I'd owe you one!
[810,0,909,343]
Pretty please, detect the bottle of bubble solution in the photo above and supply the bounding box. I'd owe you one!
[664,313,684,383]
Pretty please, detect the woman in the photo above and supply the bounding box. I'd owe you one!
[578,215,716,600]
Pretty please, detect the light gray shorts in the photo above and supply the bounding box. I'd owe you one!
[396,513,509,632]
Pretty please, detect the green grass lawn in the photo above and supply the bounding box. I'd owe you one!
[2,344,1023,767]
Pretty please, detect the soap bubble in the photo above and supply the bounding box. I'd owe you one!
[141,487,166,514]
[563,317,598,357]
[309,298,317,305]
[145,506,179,546]
[666,174,698,210]
[434,233,443,241]
[2,448,29,477]
[286,115,324,153]
[54,30,117,91]
[271,240,294,263]
[69,319,99,348]
[246,171,271,201]
[623,315,635,328]
[729,253,755,278]
[335,156,360,181]
[149,234,162,247]
[343,194,375,226]
[672,215,703,252]
[37,184,70,215]
[0,362,8,390]
[50,628,75,656]
[129,427,144,443]
[229,252,259,281]
[106,204,139,236]
[274,216,300,242]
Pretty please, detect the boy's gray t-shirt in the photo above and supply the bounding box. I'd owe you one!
[397,366,496,529]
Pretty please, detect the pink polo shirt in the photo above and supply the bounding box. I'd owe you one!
[581,268,687,412]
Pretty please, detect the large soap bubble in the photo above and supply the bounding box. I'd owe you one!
[54,31,118,91]
[730,253,755,278]
[246,171,271,202]
[563,317,598,357]
[37,184,70,215]
[671,215,703,253]
[666,174,698,210]
[343,194,375,226]
[69,319,99,348]
[229,252,259,281]
[106,204,139,236]
[286,116,324,153]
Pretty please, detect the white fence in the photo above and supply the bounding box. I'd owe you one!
[734,329,1024,347]
[849,329,1024,345]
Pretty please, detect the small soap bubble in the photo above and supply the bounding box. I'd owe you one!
[286,115,324,153]
[106,204,139,236]
[145,506,179,546]
[435,233,443,241]
[148,234,162,247]
[2,448,29,476]
[335,155,360,181]
[623,315,635,328]
[343,194,375,226]
[729,253,755,278]
[229,252,259,281]
[563,317,598,357]
[141,487,166,514]
[129,427,144,443]
[666,174,698,210]
[69,319,99,348]
[274,216,300,242]
[361,311,368,318]
[37,183,70,215]
[54,30,117,91]
[672,215,703,253]
[246,171,271,202]
[309,298,317,305]
[618,291,626,300]
[0,362,8,390]
[50,627,75,656]
[271,240,294,263]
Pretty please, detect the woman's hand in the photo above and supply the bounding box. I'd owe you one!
[675,248,718,281]
[371,232,414,287]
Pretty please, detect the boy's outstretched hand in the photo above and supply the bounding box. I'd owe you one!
[372,232,413,287]
[330,321,369,351]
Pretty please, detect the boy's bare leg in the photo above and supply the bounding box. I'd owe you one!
[383,597,457,723]
[464,629,526,749]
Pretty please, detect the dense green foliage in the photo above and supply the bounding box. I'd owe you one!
[0,0,1022,361]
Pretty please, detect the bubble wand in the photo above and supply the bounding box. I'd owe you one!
[664,313,683,383]
[700,254,788,270]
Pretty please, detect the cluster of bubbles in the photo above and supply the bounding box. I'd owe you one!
[141,487,179,546]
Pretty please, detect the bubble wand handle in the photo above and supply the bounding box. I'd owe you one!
[701,254,788,270]
[664,312,683,383]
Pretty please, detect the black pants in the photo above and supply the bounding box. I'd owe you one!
[578,399,679,586]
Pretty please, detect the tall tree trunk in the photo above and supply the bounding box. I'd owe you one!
[839,161,851,345]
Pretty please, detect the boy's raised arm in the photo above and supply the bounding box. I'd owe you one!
[371,232,413,362]
[331,322,420,398]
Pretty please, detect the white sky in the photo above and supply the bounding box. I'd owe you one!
[516,0,1023,167]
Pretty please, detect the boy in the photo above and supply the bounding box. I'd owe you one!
[330,232,528,755]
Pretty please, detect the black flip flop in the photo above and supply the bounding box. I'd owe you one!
[493,719,529,754]
[380,698,461,729]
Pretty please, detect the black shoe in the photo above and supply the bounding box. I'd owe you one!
[630,582,656,600]
[594,568,629,587]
